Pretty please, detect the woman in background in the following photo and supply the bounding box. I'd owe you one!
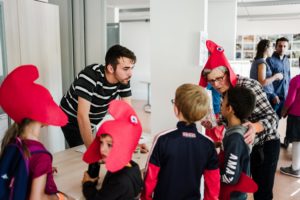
[250,39,283,109]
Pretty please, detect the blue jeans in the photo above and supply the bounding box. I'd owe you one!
[250,139,280,200]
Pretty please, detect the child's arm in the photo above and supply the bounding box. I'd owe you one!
[82,172,131,200]
[141,138,162,200]
[141,163,160,200]
[221,134,244,185]
[29,174,59,200]
[203,145,220,200]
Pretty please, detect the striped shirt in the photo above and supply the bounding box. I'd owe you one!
[60,64,131,128]
[236,75,279,145]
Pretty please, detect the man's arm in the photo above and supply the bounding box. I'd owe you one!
[121,96,132,105]
[77,97,93,148]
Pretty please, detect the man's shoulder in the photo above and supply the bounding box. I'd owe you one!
[84,63,103,72]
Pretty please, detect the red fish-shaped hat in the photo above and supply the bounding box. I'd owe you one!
[83,100,142,172]
[199,40,237,87]
[0,65,67,126]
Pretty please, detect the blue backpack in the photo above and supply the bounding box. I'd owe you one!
[0,138,50,200]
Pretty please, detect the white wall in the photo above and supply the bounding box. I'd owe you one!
[151,0,208,134]
[237,18,300,77]
[3,0,64,153]
[208,0,237,60]
[120,21,150,100]
[85,0,106,65]
[237,18,300,35]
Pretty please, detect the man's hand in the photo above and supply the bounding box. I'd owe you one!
[242,122,256,145]
[272,96,280,105]
[274,72,283,81]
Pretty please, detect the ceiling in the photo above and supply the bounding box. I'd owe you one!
[107,0,300,21]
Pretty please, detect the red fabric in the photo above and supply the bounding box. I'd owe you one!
[141,163,160,200]
[219,172,258,200]
[205,126,225,143]
[218,150,258,200]
[0,65,67,126]
[83,100,142,172]
[218,150,225,169]
[199,40,237,88]
[205,114,225,143]
[203,168,220,200]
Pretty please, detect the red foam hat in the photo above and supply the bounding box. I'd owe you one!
[220,172,258,200]
[0,65,67,126]
[83,100,142,172]
[199,40,237,87]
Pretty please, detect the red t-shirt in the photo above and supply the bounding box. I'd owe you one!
[23,139,58,195]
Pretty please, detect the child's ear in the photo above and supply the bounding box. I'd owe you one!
[107,64,115,73]
[173,104,179,117]
[227,105,234,114]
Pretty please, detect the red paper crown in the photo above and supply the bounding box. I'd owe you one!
[83,100,142,172]
[199,40,237,87]
[0,65,67,126]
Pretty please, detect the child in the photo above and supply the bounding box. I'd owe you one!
[219,86,257,200]
[82,100,143,199]
[0,65,71,199]
[142,83,220,200]
[280,56,300,178]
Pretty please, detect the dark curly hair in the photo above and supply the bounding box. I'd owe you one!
[105,45,136,70]
[226,86,256,122]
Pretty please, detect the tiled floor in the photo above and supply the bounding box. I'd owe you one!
[132,99,300,200]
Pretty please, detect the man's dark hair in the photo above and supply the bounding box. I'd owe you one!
[226,86,256,122]
[275,37,289,47]
[105,45,136,70]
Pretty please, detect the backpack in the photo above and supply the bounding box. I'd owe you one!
[0,138,50,200]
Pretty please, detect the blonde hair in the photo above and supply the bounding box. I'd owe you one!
[175,83,210,124]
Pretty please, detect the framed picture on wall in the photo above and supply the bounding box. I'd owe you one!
[243,35,254,43]
[293,33,300,41]
[243,43,254,51]
[292,42,300,50]
[236,35,242,43]
[292,51,300,59]
[244,51,254,59]
[291,59,299,68]
[236,51,242,59]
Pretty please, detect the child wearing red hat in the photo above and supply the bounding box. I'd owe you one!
[82,100,143,199]
[0,65,71,199]
[141,83,220,200]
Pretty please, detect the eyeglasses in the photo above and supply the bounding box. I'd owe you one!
[207,74,226,85]
[171,99,175,104]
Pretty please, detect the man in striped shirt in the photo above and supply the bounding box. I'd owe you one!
[60,45,136,148]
